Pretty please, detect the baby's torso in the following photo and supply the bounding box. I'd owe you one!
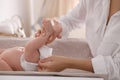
[0,47,25,71]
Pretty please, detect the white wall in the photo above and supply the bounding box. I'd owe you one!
[0,0,80,37]
[0,0,32,37]
[31,0,79,25]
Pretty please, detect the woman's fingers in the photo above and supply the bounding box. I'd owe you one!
[39,62,48,68]
[38,56,53,70]
[37,65,43,71]
[53,20,62,37]
[35,29,41,37]
[42,18,50,24]
[37,19,62,44]
[57,34,62,39]
[38,61,52,70]
[38,56,70,72]
[40,57,53,63]
[53,20,59,24]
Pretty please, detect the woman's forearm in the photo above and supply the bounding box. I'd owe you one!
[39,56,94,72]
[65,58,94,72]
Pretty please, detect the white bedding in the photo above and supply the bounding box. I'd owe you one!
[0,37,92,73]
[0,75,104,80]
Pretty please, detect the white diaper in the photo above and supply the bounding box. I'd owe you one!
[20,46,53,71]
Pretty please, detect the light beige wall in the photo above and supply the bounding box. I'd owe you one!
[0,0,79,37]
[31,0,79,24]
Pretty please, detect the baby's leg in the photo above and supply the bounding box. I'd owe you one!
[24,21,53,63]
[0,47,25,71]
[0,59,13,71]
[0,49,6,54]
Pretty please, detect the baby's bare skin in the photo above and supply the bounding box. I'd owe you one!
[0,47,24,71]
[0,21,53,71]
[24,20,53,63]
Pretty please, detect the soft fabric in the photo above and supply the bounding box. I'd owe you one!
[59,0,120,79]
[0,37,92,73]
[0,37,92,58]
[20,54,38,71]
[20,46,53,71]
[0,37,29,48]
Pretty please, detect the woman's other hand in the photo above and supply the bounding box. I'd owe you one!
[35,19,62,43]
[43,19,62,44]
[38,56,70,72]
[35,19,53,38]
[38,55,94,72]
[35,29,41,38]
[52,20,62,39]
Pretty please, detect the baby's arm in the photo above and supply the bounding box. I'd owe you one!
[24,21,53,63]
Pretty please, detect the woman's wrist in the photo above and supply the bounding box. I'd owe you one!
[63,58,94,72]
[63,57,76,69]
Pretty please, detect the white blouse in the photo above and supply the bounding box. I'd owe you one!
[59,0,120,80]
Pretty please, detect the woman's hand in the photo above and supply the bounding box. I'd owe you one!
[46,19,62,44]
[35,20,54,38]
[37,55,94,72]
[38,56,71,72]
[35,19,62,44]
[52,20,62,38]
[35,29,42,38]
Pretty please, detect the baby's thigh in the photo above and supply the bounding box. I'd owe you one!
[0,58,13,71]
[0,47,24,70]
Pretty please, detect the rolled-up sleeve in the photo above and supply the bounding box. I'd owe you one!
[92,55,120,80]
[59,0,86,38]
[92,15,120,80]
[92,55,108,74]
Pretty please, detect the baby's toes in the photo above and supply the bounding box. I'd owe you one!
[46,22,53,34]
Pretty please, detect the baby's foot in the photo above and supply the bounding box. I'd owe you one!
[42,20,54,36]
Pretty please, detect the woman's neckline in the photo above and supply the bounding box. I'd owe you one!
[106,0,120,26]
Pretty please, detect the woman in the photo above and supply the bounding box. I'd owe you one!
[36,0,120,80]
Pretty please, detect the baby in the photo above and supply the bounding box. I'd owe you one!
[0,21,53,71]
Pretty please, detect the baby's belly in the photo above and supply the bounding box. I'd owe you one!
[0,47,24,71]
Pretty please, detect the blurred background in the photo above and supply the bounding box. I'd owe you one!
[0,0,85,38]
